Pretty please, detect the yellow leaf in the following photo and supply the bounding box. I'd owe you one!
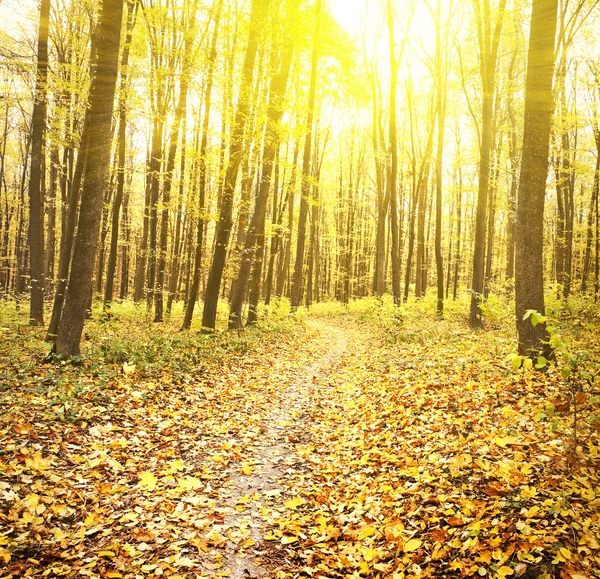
[559,547,572,560]
[98,551,115,557]
[26,451,51,473]
[496,566,514,577]
[138,471,157,490]
[403,538,422,552]
[106,573,123,578]
[178,476,202,490]
[494,435,520,448]
[570,574,589,579]
[281,535,297,545]
[581,488,595,500]
[358,526,377,540]
[284,497,304,510]
[123,362,136,375]
[12,422,32,434]
[242,462,253,475]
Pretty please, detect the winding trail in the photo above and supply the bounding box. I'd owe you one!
[209,321,349,578]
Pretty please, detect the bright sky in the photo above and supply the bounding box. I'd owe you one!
[329,0,367,35]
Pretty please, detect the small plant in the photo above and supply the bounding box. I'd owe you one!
[511,311,600,470]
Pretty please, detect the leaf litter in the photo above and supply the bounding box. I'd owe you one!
[0,307,599,579]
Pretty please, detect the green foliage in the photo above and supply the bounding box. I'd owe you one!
[512,309,600,470]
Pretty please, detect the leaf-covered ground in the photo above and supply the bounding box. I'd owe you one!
[1,298,599,579]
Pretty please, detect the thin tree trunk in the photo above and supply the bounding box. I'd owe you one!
[104,0,137,315]
[182,0,224,330]
[582,126,599,293]
[433,0,447,315]
[386,0,401,305]
[28,0,51,325]
[229,11,297,327]
[469,0,506,327]
[155,0,198,322]
[290,0,320,310]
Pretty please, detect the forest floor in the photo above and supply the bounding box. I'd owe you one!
[0,296,599,579]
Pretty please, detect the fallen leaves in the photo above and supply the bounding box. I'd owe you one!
[0,303,599,579]
[138,471,158,490]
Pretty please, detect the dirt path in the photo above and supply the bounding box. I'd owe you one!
[208,321,349,578]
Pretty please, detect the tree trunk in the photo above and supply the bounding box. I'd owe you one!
[155,0,198,322]
[104,0,137,315]
[433,0,446,315]
[28,0,51,325]
[469,0,506,327]
[582,126,599,294]
[229,12,297,326]
[290,0,321,310]
[46,120,89,342]
[515,0,557,357]
[54,0,123,356]
[386,0,401,306]
[182,0,224,330]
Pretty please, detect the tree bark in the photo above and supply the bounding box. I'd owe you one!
[54,0,123,356]
[182,0,224,330]
[290,0,321,310]
[469,0,506,327]
[28,0,51,325]
[515,0,558,357]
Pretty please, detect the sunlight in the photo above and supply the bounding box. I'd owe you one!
[329,0,440,80]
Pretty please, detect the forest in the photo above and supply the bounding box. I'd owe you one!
[1,0,600,577]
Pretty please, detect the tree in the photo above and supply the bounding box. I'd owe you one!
[182,0,224,330]
[515,0,558,356]
[201,0,271,332]
[28,0,51,325]
[154,0,199,322]
[54,0,123,356]
[469,0,507,327]
[103,0,137,317]
[290,0,321,310]
[386,0,401,306]
[228,0,299,329]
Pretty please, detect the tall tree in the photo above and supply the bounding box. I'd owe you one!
[228,0,299,329]
[182,0,224,330]
[28,0,51,325]
[154,0,199,322]
[104,0,137,317]
[54,0,123,356]
[290,0,321,310]
[386,0,401,305]
[515,0,558,356]
[469,0,507,327]
[201,0,270,331]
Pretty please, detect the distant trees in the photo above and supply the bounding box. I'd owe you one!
[0,0,599,354]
